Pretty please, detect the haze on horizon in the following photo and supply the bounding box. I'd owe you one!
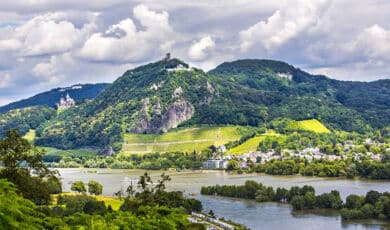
[0,0,389,106]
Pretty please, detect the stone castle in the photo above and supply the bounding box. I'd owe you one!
[57,93,75,109]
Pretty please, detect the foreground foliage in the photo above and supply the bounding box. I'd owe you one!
[0,130,61,204]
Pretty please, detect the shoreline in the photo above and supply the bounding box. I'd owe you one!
[53,167,390,182]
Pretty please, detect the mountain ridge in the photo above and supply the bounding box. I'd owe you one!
[0,57,388,149]
[0,83,110,114]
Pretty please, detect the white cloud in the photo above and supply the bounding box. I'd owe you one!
[0,0,390,105]
[0,39,22,51]
[13,12,96,56]
[240,0,330,51]
[32,53,74,85]
[0,73,12,88]
[78,4,174,62]
[188,36,215,61]
[347,24,390,61]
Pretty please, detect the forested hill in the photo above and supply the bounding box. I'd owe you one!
[209,59,390,129]
[0,83,110,114]
[32,57,390,149]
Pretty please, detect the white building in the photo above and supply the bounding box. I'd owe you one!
[57,93,75,109]
[203,159,228,169]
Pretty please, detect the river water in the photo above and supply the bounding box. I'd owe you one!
[57,169,390,230]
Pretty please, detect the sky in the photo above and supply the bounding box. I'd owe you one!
[0,0,389,106]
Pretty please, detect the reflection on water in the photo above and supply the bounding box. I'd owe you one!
[57,169,390,230]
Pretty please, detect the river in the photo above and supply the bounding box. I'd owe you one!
[57,169,390,230]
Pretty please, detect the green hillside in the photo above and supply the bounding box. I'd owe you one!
[1,57,384,150]
[297,119,330,133]
[40,147,98,158]
[228,131,280,154]
[122,125,256,154]
[23,129,36,142]
[0,106,56,137]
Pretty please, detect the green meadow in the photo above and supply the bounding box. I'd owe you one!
[122,125,257,154]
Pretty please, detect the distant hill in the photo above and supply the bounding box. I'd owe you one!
[0,83,110,114]
[3,57,385,150]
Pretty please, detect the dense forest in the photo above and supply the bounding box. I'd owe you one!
[0,106,56,137]
[1,58,389,149]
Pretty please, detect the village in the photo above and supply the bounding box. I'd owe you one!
[203,138,388,170]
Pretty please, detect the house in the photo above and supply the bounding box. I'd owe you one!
[167,64,189,72]
[203,159,228,169]
[218,145,227,153]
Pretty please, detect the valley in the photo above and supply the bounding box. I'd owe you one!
[0,57,389,230]
[1,2,389,229]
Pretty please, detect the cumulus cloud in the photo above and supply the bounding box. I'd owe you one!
[347,24,390,61]
[78,4,174,62]
[240,0,330,51]
[188,36,215,61]
[32,53,75,85]
[0,12,97,57]
[16,12,96,56]
[0,0,389,106]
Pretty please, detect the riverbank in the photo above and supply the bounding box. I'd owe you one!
[201,181,390,225]
[57,168,390,229]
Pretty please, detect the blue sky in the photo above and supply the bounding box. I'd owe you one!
[0,0,389,106]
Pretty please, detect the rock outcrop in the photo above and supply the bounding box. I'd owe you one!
[161,99,194,132]
[132,97,194,134]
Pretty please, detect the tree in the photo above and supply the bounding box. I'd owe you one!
[345,194,364,209]
[0,129,58,204]
[291,196,306,210]
[0,179,46,229]
[365,190,381,205]
[47,177,62,194]
[226,159,239,171]
[88,180,103,195]
[71,181,86,193]
[208,210,215,218]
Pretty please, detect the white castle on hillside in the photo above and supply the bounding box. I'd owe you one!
[57,93,75,109]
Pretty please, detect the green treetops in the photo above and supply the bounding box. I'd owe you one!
[88,180,103,195]
[0,129,59,204]
[71,181,86,193]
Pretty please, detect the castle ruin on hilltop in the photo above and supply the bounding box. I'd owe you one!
[57,93,75,110]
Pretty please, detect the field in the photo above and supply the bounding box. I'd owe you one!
[297,119,330,133]
[228,135,266,154]
[23,129,36,142]
[122,125,257,154]
[228,131,280,154]
[52,193,123,211]
[40,147,99,157]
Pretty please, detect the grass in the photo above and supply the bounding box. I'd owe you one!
[95,196,123,210]
[228,135,266,154]
[228,131,281,154]
[297,119,330,133]
[52,193,123,211]
[23,129,36,142]
[122,125,257,154]
[40,147,99,157]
